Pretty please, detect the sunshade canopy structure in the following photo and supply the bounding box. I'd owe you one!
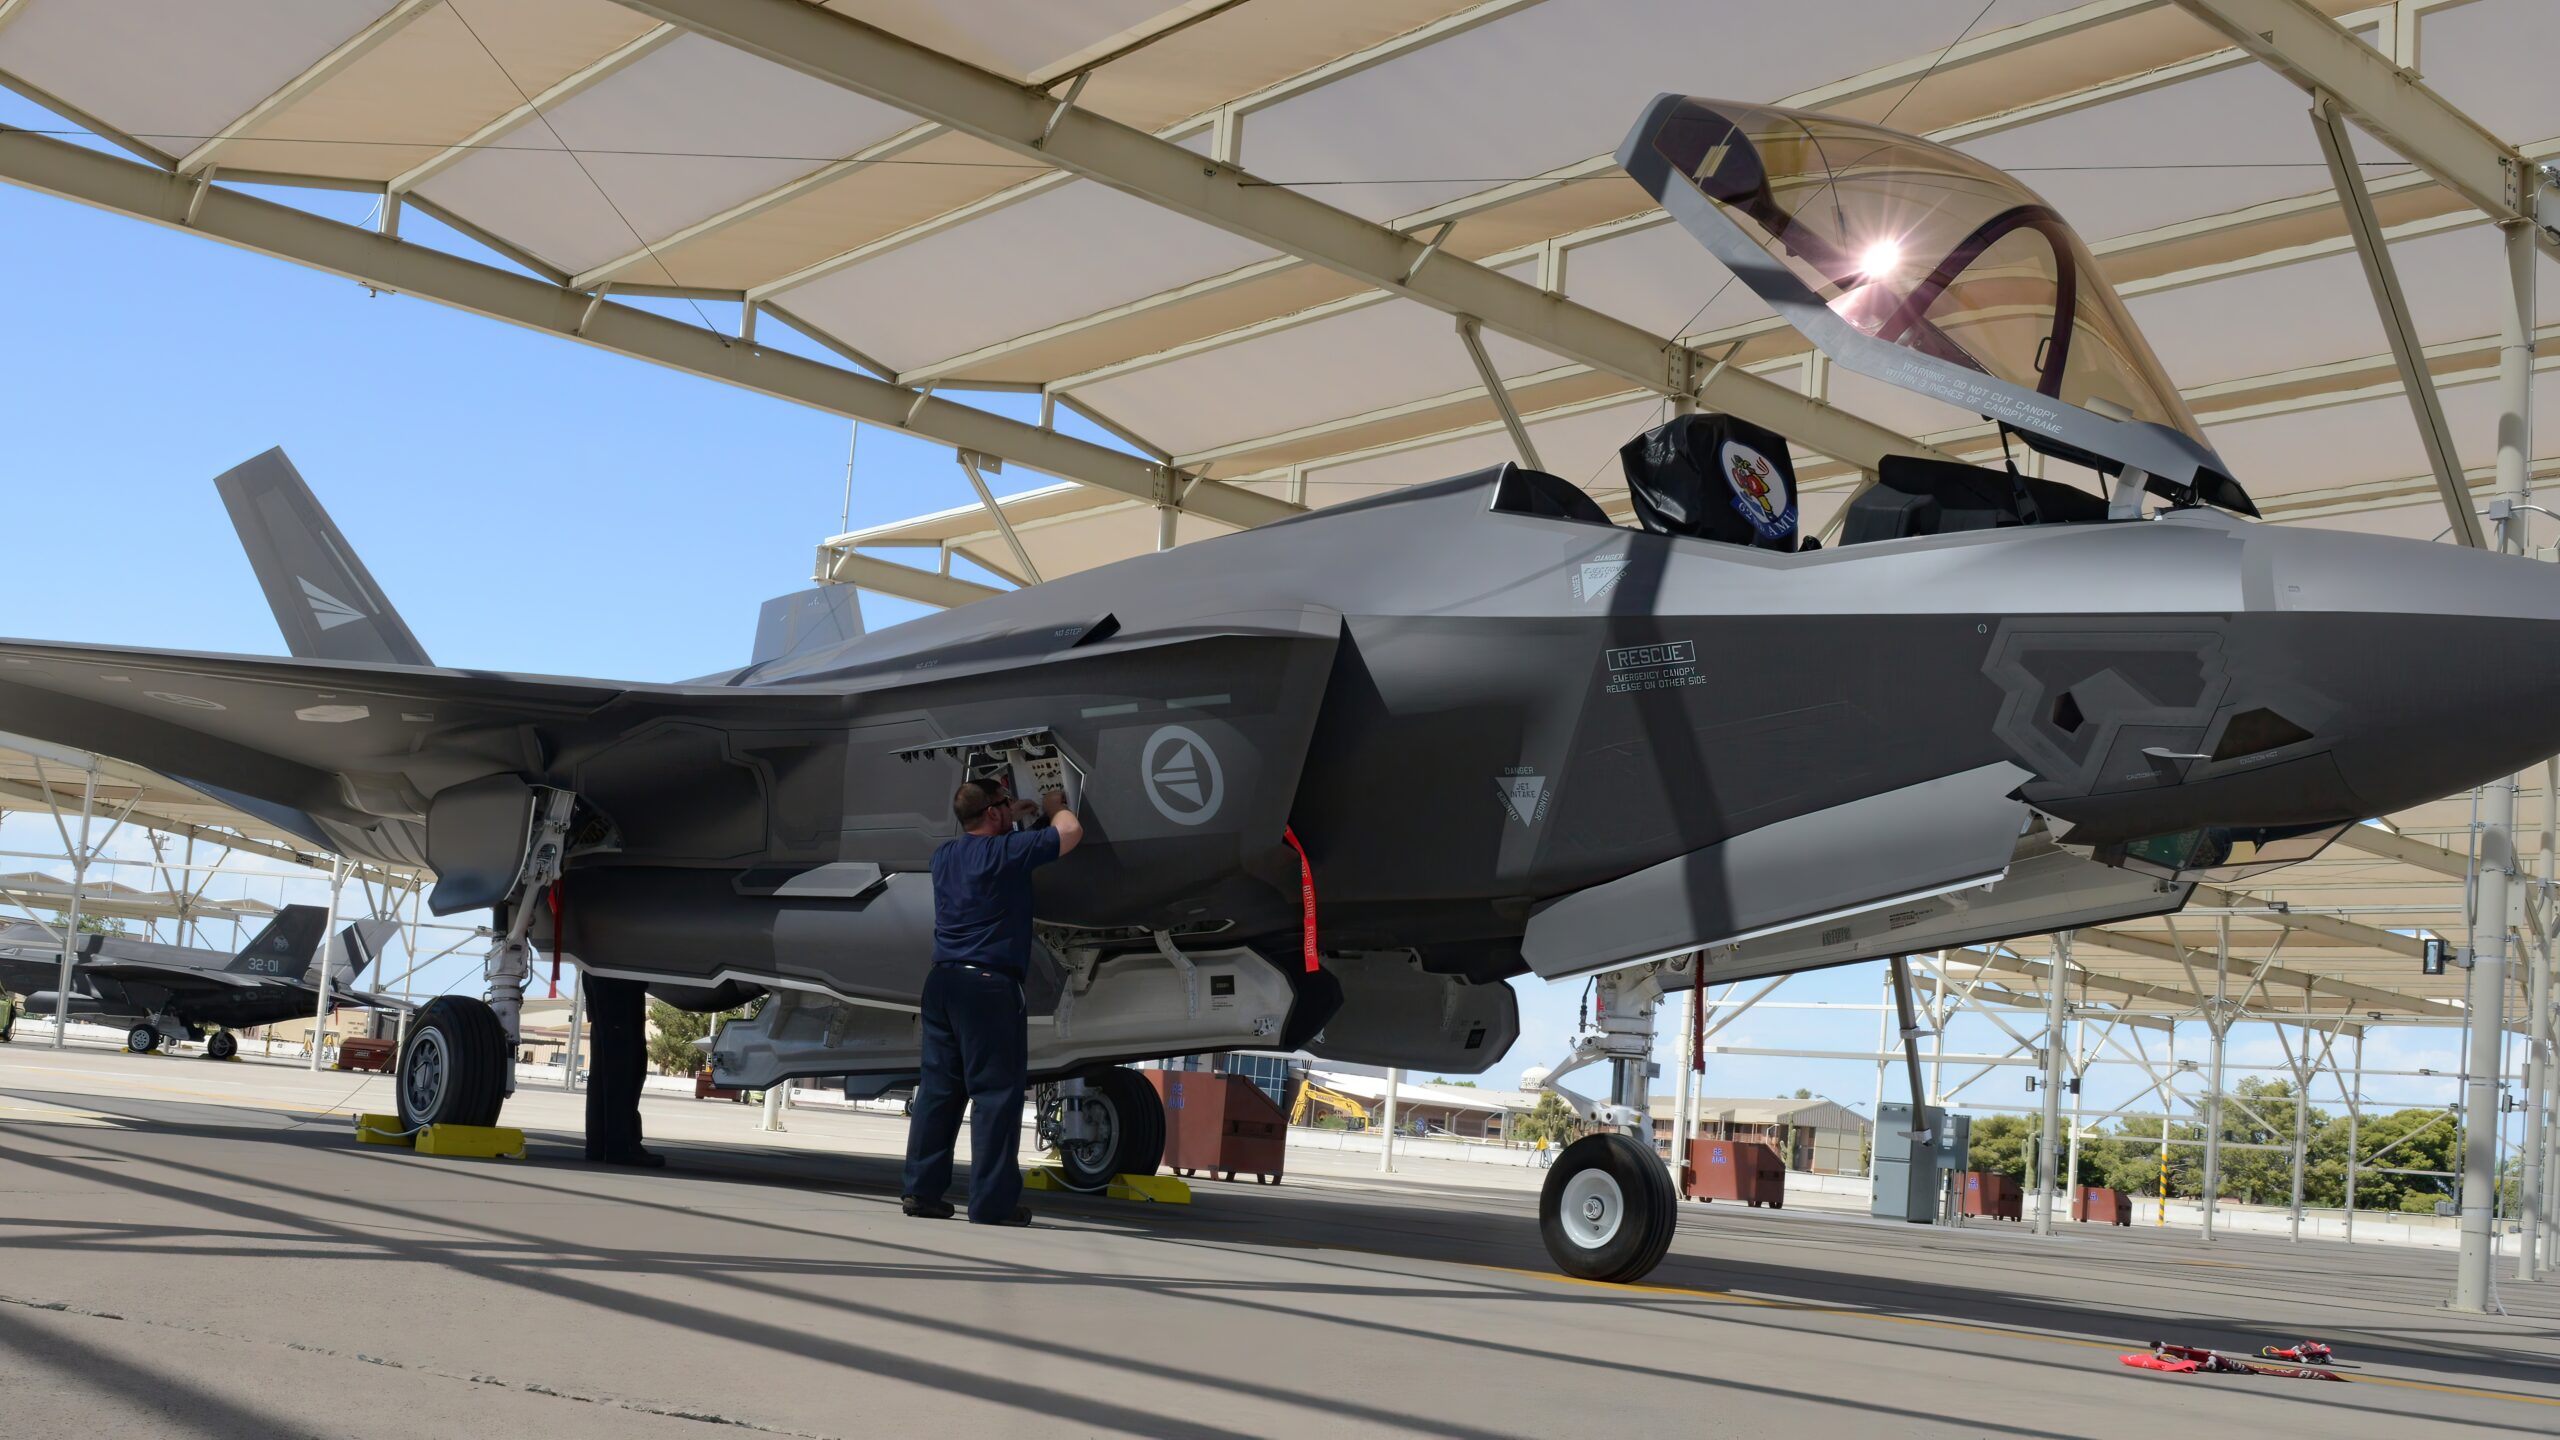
[1,0,2557,1031]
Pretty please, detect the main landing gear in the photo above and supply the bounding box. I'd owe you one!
[1526,959,1688,1283]
[394,787,577,1133]
[1037,1066,1167,1191]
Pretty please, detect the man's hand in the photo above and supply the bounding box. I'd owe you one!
[1042,788,1084,856]
[1008,798,1041,824]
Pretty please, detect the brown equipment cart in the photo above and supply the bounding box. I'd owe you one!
[1682,1137,1785,1207]
[336,1037,397,1074]
[2073,1187,2135,1225]
[1143,1069,1287,1185]
[1962,1171,2023,1220]
[695,1070,746,1102]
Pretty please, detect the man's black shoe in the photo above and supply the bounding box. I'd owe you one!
[902,1196,956,1219]
[973,1206,1033,1227]
[591,1147,666,1169]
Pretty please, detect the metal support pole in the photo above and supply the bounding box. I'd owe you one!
[563,978,586,1093]
[308,858,347,1073]
[2454,213,2536,1314]
[2345,1031,2364,1244]
[759,1080,788,1132]
[1156,503,1177,553]
[49,764,98,1050]
[2159,1029,2174,1227]
[2065,1011,2086,1224]
[2203,916,2230,1243]
[2523,757,2554,1279]
[1676,979,1698,1164]
[1380,1066,1399,1173]
[2034,932,2071,1236]
[2289,1041,2310,1242]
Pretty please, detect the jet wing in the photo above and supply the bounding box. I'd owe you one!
[80,959,266,990]
[0,638,850,868]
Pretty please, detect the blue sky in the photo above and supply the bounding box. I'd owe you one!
[0,90,2471,1132]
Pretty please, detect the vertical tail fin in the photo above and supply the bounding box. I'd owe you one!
[214,447,435,667]
[749,585,864,667]
[227,905,330,977]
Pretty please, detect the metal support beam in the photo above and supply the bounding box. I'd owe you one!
[308,859,348,1073]
[819,551,1006,609]
[46,762,97,1050]
[0,128,1297,534]
[2525,757,2556,1279]
[2455,215,2538,1311]
[2176,0,2542,231]
[2203,917,2230,1242]
[2310,95,2484,548]
[1455,316,1543,472]
[2035,932,2072,1236]
[387,24,683,196]
[956,452,1041,585]
[179,0,446,176]
[616,0,1930,473]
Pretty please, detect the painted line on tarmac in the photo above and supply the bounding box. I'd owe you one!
[1486,1265,2560,1410]
[0,1064,375,1119]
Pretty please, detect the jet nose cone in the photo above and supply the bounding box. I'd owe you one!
[2261,527,2560,815]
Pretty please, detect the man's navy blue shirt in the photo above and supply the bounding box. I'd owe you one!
[929,826,1062,975]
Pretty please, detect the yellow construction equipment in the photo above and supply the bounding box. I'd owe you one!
[1289,1081,1372,1129]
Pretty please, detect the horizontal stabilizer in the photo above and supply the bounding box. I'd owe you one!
[215,448,434,667]
[1521,762,2033,981]
[750,586,864,668]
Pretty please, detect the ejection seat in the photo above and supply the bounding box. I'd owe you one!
[1839,454,2110,544]
[1616,413,1817,552]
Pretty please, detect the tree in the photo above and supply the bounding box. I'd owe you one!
[1968,1114,2034,1179]
[644,998,753,1076]
[1513,1091,1580,1148]
[1430,1078,1478,1088]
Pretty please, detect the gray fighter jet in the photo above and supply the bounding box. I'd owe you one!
[0,96,2552,1281]
[0,906,402,1057]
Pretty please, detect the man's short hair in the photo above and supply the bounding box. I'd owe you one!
[952,780,1001,826]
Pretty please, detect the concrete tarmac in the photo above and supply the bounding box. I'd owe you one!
[3,1045,2555,1438]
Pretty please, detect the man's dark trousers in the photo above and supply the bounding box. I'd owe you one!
[901,963,1027,1223]
[584,972,648,1160]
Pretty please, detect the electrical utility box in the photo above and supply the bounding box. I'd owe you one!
[1872,1104,1971,1223]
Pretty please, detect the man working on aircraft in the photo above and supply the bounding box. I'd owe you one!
[903,778,1081,1225]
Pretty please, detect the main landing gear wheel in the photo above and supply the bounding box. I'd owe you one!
[126,1025,159,1054]
[396,996,510,1133]
[1539,1133,1678,1283]
[206,1032,237,1061]
[1055,1066,1166,1192]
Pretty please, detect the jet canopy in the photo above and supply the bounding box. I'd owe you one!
[1618,95,2254,516]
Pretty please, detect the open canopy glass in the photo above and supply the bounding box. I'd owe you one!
[1618,95,2253,514]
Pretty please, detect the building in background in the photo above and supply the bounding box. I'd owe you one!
[1650,1096,1872,1173]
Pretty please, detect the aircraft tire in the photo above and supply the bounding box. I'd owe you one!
[207,1031,238,1061]
[1055,1066,1166,1191]
[126,1025,158,1054]
[1539,1133,1678,1283]
[397,996,508,1132]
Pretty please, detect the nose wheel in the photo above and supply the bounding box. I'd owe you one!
[126,1024,159,1054]
[1538,1133,1678,1282]
[1043,1066,1166,1191]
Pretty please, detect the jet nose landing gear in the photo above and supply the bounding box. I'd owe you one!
[1037,1066,1167,1191]
[1527,960,1685,1282]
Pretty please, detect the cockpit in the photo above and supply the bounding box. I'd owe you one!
[1575,93,2265,537]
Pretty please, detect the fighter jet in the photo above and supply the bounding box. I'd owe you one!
[0,95,2553,1282]
[0,905,402,1057]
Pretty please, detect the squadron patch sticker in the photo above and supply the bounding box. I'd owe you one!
[1719,439,1796,542]
[1570,558,1629,604]
[1494,768,1550,826]
[1603,640,1706,695]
